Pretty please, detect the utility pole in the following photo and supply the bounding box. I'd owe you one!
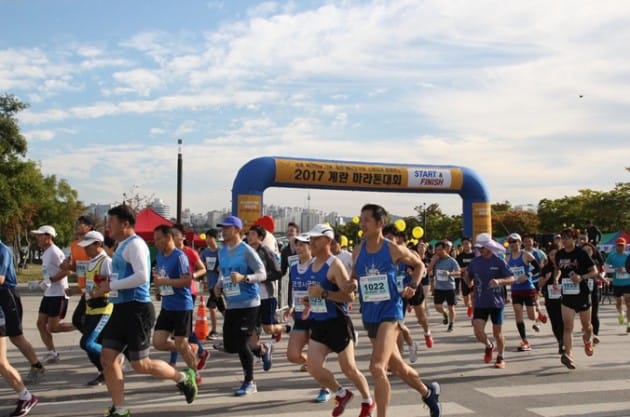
[176,139,183,224]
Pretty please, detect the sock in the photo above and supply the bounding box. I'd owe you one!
[362,395,373,405]
[115,407,128,414]
[516,321,527,340]
[178,372,186,383]
[31,361,43,369]
[49,350,58,356]
[336,387,347,397]
[18,388,31,401]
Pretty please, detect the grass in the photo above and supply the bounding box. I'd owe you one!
[16,267,43,284]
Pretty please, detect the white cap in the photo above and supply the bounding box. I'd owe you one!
[474,232,506,256]
[507,233,522,242]
[77,231,104,247]
[293,233,310,243]
[306,224,334,239]
[30,225,57,238]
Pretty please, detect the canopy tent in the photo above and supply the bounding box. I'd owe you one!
[134,207,206,247]
[598,230,630,253]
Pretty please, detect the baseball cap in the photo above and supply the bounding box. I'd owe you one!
[508,233,522,242]
[30,225,57,238]
[306,224,334,239]
[616,237,626,245]
[78,231,104,247]
[217,216,243,229]
[473,233,492,248]
[293,233,310,243]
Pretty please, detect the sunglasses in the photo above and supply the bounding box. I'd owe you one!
[508,239,518,243]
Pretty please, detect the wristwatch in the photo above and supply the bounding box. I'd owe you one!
[244,275,250,283]
[408,282,419,289]
[321,290,329,299]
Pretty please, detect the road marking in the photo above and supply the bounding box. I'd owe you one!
[475,379,630,398]
[528,401,630,417]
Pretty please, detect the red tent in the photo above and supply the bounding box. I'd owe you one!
[135,208,173,244]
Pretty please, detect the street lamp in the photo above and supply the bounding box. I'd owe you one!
[422,202,427,239]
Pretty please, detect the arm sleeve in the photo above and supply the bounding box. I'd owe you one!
[280,248,289,276]
[263,247,282,282]
[244,245,267,283]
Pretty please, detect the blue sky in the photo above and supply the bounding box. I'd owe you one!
[3,0,629,218]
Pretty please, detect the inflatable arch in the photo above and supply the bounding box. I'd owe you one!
[231,157,491,238]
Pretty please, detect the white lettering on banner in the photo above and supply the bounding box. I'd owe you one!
[407,168,452,189]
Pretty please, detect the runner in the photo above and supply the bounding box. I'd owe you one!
[556,228,597,369]
[428,241,460,333]
[538,247,564,354]
[463,233,514,369]
[354,205,441,417]
[96,205,197,417]
[302,223,375,417]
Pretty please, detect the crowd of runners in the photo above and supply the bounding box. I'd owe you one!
[1,203,629,417]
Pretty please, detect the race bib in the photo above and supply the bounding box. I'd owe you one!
[160,284,174,296]
[396,274,405,292]
[510,266,525,279]
[547,285,561,299]
[223,281,241,297]
[587,279,594,292]
[360,274,391,302]
[108,273,118,298]
[293,290,307,312]
[85,281,94,300]
[308,296,328,313]
[617,271,630,280]
[205,257,217,271]
[288,255,300,268]
[436,270,450,282]
[561,278,580,295]
[75,261,89,278]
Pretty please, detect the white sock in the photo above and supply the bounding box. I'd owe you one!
[18,388,31,401]
[178,372,186,383]
[336,387,347,397]
[362,396,373,405]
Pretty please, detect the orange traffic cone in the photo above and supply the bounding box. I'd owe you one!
[194,295,209,340]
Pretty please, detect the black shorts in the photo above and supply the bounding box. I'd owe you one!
[0,287,24,337]
[38,296,68,319]
[421,275,430,286]
[407,285,425,306]
[223,306,260,354]
[511,290,537,307]
[362,319,402,339]
[434,289,456,306]
[613,285,630,297]
[473,307,504,325]
[259,298,278,326]
[310,315,353,353]
[292,318,312,332]
[561,294,591,313]
[101,301,155,360]
[461,281,473,297]
[206,289,226,312]
[155,309,192,337]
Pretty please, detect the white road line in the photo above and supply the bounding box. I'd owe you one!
[475,379,630,398]
[528,401,630,417]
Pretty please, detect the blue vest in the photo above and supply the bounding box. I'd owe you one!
[110,235,151,304]
[308,256,345,321]
[507,251,535,291]
[355,239,403,323]
[219,242,260,307]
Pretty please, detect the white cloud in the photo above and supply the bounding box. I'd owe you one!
[112,68,164,96]
[23,129,56,142]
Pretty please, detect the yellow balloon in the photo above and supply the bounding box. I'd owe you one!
[358,230,363,238]
[199,233,206,240]
[503,241,509,248]
[349,240,354,245]
[340,235,348,247]
[352,216,359,224]
[394,219,406,232]
[412,226,424,239]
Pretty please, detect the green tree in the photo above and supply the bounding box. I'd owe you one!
[491,201,540,237]
[0,94,84,253]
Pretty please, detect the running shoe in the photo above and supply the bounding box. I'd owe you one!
[272,332,282,343]
[262,342,273,371]
[104,407,130,417]
[176,368,198,404]
[195,372,202,385]
[300,363,309,372]
[234,380,257,396]
[358,401,376,417]
[537,312,548,324]
[25,366,45,385]
[593,335,600,344]
[627,326,630,334]
[315,388,331,403]
[422,381,442,417]
[87,372,105,386]
[212,341,224,351]
[584,341,594,357]
[332,389,354,417]
[447,323,453,333]
[466,306,473,318]
[207,331,219,340]
[197,350,210,371]
[442,312,448,325]
[517,341,532,352]
[424,333,433,348]
[561,353,576,370]
[532,323,541,332]
[618,314,625,325]
[484,343,495,363]
[9,395,38,417]
[494,356,505,369]
[409,341,419,363]
[42,352,59,364]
